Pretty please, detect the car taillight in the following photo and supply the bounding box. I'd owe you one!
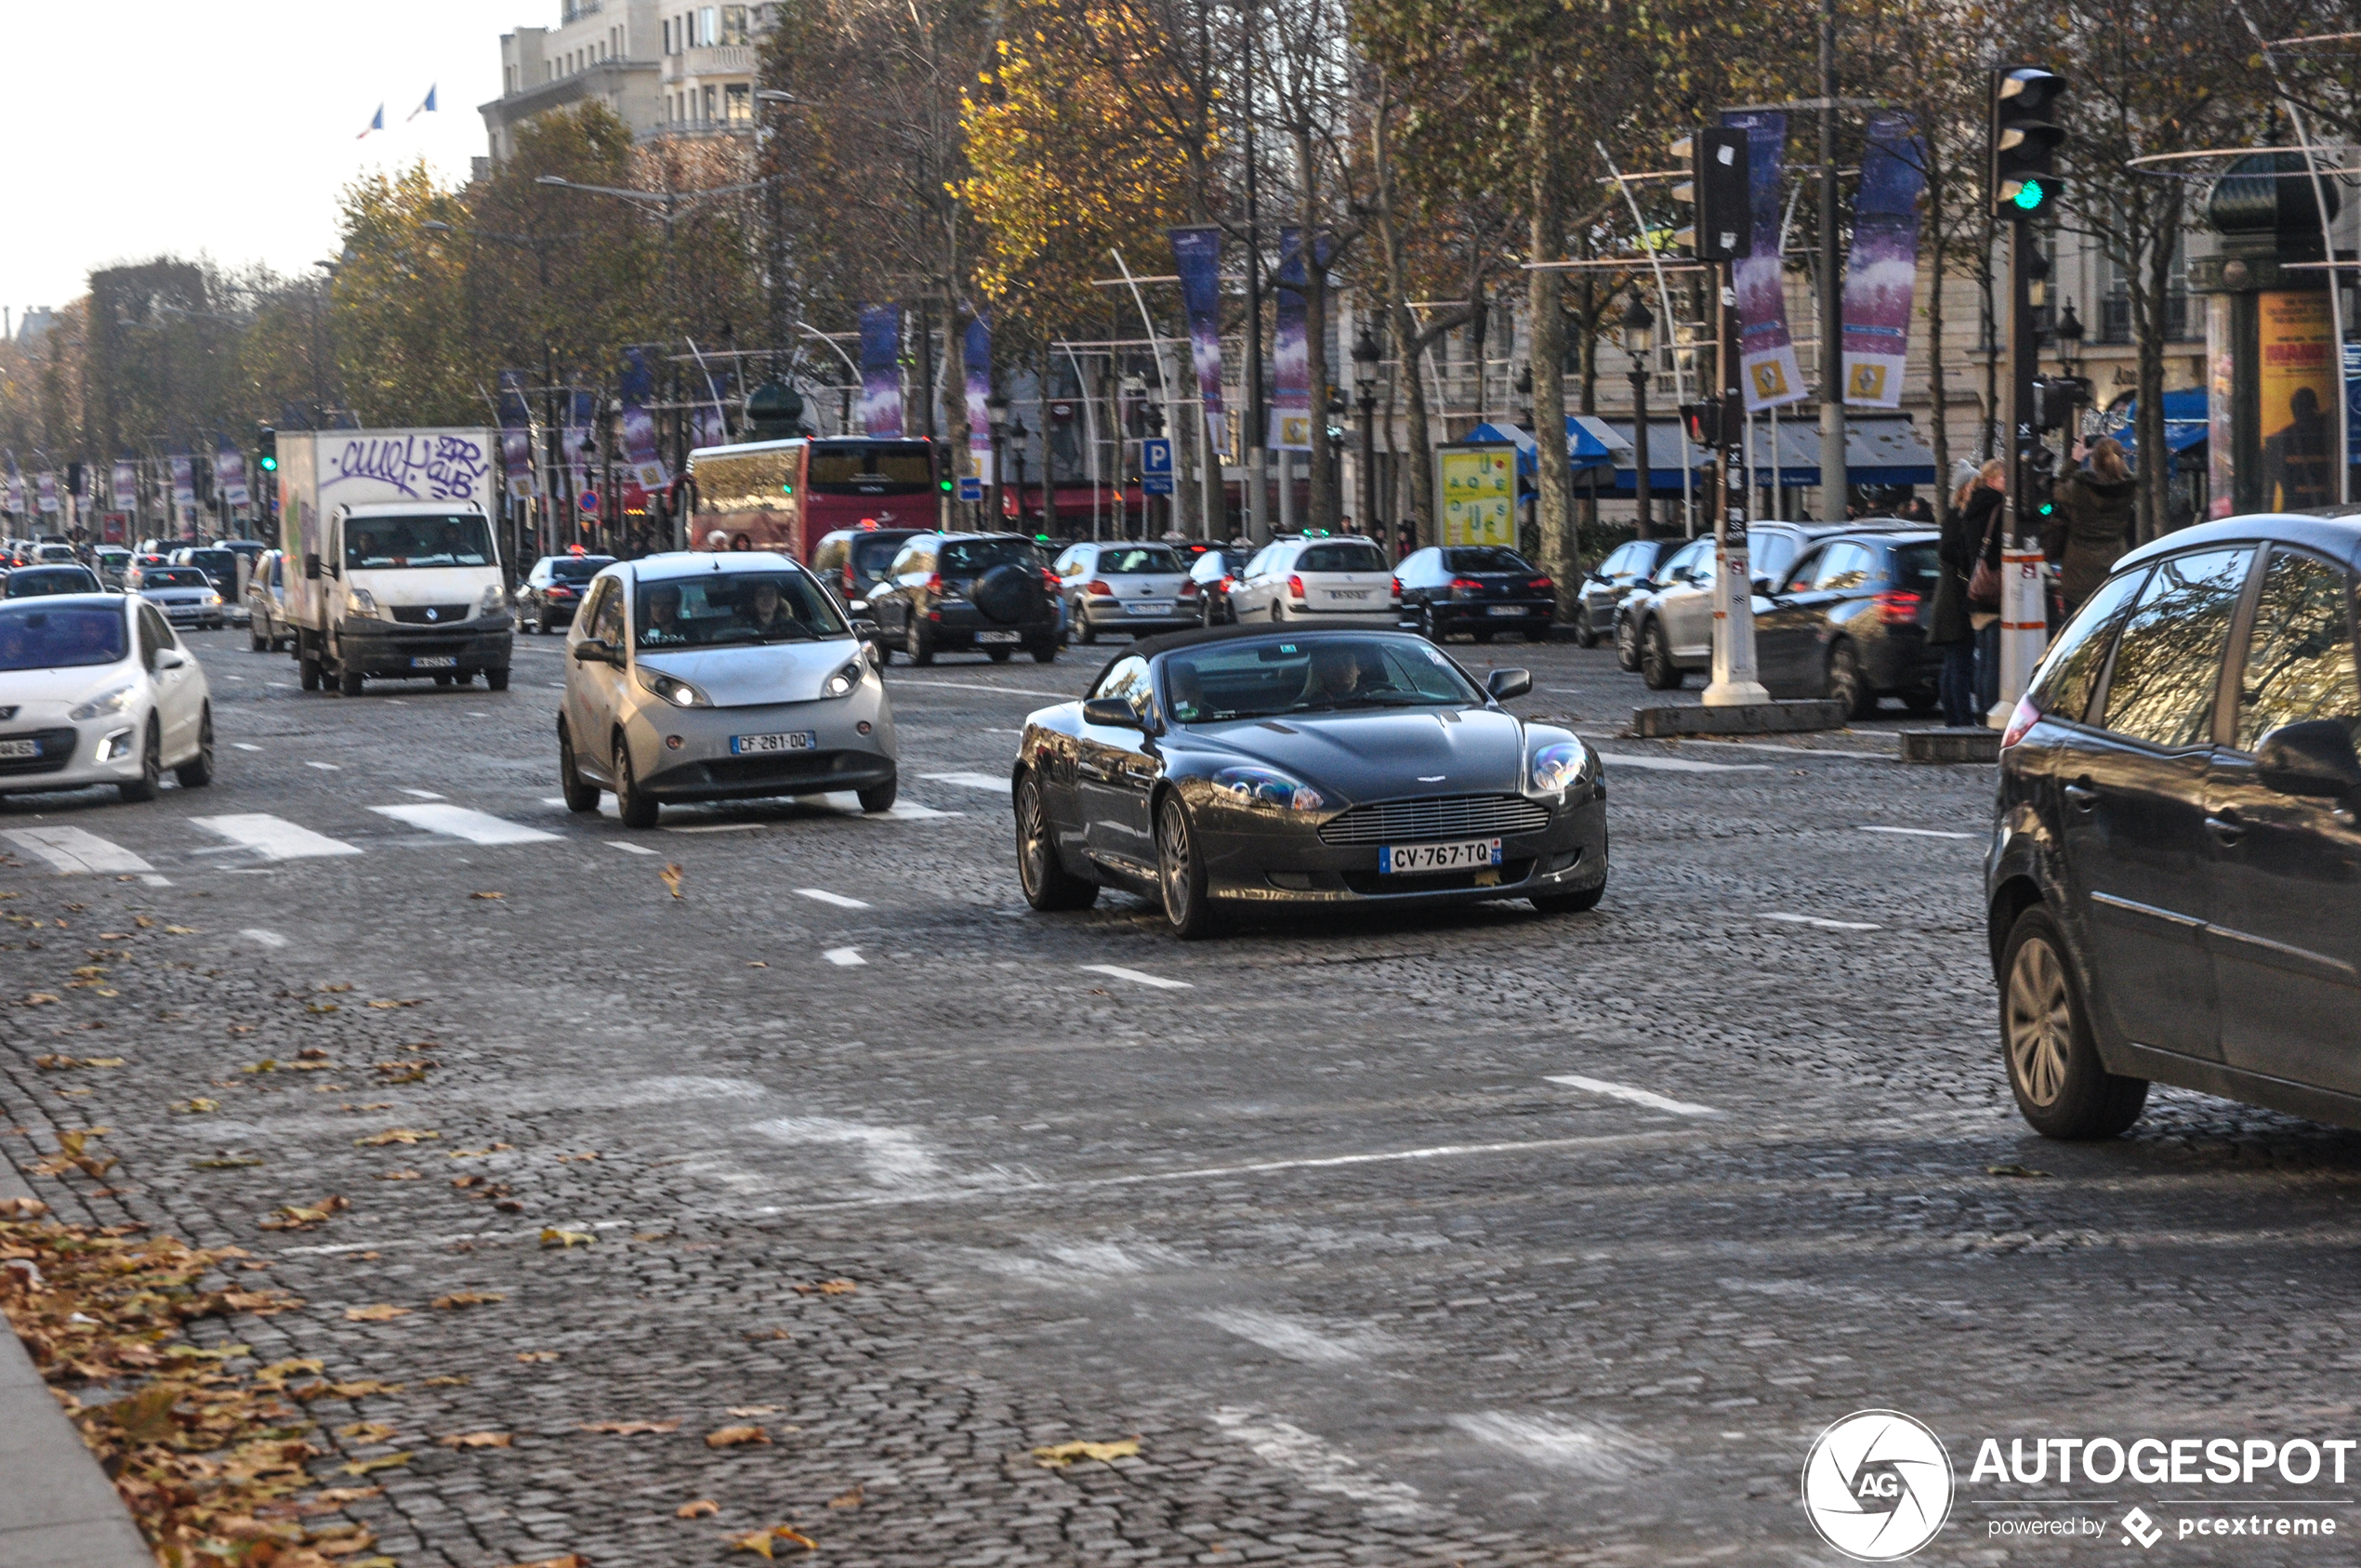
[1287,574,1306,601]
[2000,694,2040,749]
[1180,579,1199,596]
[1219,576,1234,592]
[1085,579,1114,596]
[1873,588,1922,626]
[1041,569,1061,592]
[1448,576,1482,599]
[1528,575,1553,591]
[1390,576,1403,600]
[926,572,943,591]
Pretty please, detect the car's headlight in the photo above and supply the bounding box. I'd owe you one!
[205,592,222,605]
[69,683,136,721]
[824,659,865,697]
[347,586,382,617]
[1210,765,1326,812]
[478,584,508,616]
[635,667,711,708]
[1529,740,1594,795]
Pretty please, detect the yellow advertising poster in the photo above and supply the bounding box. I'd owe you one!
[2257,290,2337,511]
[1438,446,1515,548]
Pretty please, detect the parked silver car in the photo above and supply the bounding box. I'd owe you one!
[557,552,898,828]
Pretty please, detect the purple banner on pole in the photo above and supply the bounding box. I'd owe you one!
[563,389,599,486]
[214,440,251,508]
[112,460,138,511]
[619,348,668,491]
[965,316,993,479]
[1169,227,1227,456]
[3,459,20,516]
[1270,228,1317,452]
[169,453,197,509]
[1840,112,1927,410]
[35,471,59,514]
[857,305,904,437]
[498,370,540,497]
[1721,111,1807,412]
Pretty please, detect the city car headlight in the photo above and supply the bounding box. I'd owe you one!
[478,584,508,616]
[346,587,383,617]
[204,592,222,606]
[69,683,136,722]
[1529,741,1594,795]
[1210,765,1326,812]
[824,659,865,697]
[635,667,711,708]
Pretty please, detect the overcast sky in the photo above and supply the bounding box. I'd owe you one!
[0,0,513,323]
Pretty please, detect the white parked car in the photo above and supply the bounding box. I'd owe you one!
[557,552,898,828]
[0,594,214,802]
[1225,534,1402,626]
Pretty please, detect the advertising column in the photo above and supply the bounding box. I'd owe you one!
[2255,290,2337,511]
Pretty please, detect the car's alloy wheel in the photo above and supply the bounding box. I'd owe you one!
[1155,794,1216,939]
[118,718,161,803]
[1615,613,1641,672]
[1015,772,1098,911]
[173,705,215,788]
[1574,611,1600,649]
[907,619,935,665]
[613,735,659,828]
[1827,639,1873,719]
[558,719,600,812]
[1641,620,1684,690]
[1418,604,1442,642]
[1999,904,2148,1140]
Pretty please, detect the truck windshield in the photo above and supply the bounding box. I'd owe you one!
[346,516,495,570]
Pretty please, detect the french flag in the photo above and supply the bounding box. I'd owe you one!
[357,103,385,139]
[407,85,438,121]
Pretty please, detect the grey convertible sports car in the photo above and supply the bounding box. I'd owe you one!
[1011,625,1609,937]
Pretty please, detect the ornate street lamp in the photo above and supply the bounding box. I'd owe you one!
[984,391,1009,528]
[1624,296,1655,540]
[1352,327,1381,540]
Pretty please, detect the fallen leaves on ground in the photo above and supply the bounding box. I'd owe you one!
[828,1484,864,1509]
[34,1053,124,1069]
[193,1154,266,1170]
[259,1196,349,1232]
[1986,1164,2051,1179]
[0,1197,48,1219]
[1032,1438,1141,1469]
[171,1098,220,1114]
[726,1404,780,1417]
[437,1430,512,1448]
[581,1418,679,1436]
[452,1142,514,1158]
[495,1556,587,1568]
[354,1127,440,1147]
[468,890,504,901]
[419,1375,471,1389]
[706,1425,770,1449]
[677,1497,720,1518]
[336,1422,395,1443]
[365,998,426,1008]
[659,863,684,898]
[337,1453,413,1477]
[305,1002,340,1014]
[342,1304,410,1323]
[517,1351,561,1364]
[727,1525,817,1557]
[791,1279,857,1296]
[28,1127,115,1179]
[376,1170,422,1182]
[539,1227,594,1249]
[554,1151,600,1163]
[432,1290,505,1310]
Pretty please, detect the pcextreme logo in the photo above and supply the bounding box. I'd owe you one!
[1802,1410,1956,1561]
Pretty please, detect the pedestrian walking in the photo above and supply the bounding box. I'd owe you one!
[1946,459,2007,720]
[2046,436,2137,619]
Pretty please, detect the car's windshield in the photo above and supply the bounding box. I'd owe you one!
[851,535,910,579]
[550,556,613,583]
[1442,547,1532,574]
[187,550,236,578]
[143,568,210,589]
[1297,542,1389,573]
[8,569,100,596]
[1893,543,1940,598]
[344,514,495,570]
[1095,547,1183,574]
[1162,634,1484,721]
[635,570,847,648]
[941,538,1040,575]
[0,604,126,670]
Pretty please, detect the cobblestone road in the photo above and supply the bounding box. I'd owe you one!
[5,625,2357,1566]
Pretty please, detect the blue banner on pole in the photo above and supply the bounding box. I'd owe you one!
[1170,227,1228,456]
[858,305,904,437]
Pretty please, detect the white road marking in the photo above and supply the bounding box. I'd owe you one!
[383,699,408,705]
[1544,1074,1721,1118]
[368,803,560,846]
[823,946,866,967]
[1597,751,1774,773]
[397,788,445,800]
[139,874,172,887]
[607,841,657,855]
[890,677,1072,700]
[3,826,153,875]
[188,814,363,861]
[1081,963,1193,991]
[468,711,491,718]
[921,771,1013,793]
[304,760,341,771]
[816,790,959,820]
[241,929,288,948]
[748,1116,939,1185]
[1858,824,1977,840]
[1198,1308,1388,1365]
[667,821,764,834]
[1208,1410,1425,1518]
[224,674,244,681]
[266,682,292,689]
[1760,911,1883,931]
[797,888,870,909]
[231,743,263,752]
[1446,1412,1665,1481]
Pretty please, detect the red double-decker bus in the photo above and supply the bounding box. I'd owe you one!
[680,437,941,560]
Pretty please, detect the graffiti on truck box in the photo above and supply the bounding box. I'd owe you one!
[323,435,492,502]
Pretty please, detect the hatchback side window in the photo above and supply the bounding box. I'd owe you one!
[136,606,165,665]
[1814,542,1875,592]
[2096,547,2255,749]
[582,581,623,645]
[2029,567,2148,727]
[1780,547,1824,594]
[2233,547,2360,753]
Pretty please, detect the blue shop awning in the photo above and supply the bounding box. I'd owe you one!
[1467,418,1628,478]
[1584,415,1938,494]
[2105,388,2209,464]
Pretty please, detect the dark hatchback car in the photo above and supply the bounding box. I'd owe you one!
[1986,513,2361,1140]
[811,526,924,608]
[1753,531,1945,717]
[1393,546,1556,643]
[1574,538,1682,649]
[1190,547,1251,626]
[516,554,617,634]
[868,532,1061,665]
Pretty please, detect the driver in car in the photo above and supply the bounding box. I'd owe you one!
[1302,641,1386,705]
[742,579,802,640]
[640,584,688,645]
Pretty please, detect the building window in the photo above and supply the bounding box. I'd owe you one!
[2099,234,2191,344]
[726,83,752,123]
[703,84,718,123]
[721,4,749,44]
[701,6,719,46]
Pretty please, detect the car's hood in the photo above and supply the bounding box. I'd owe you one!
[636,639,869,707]
[0,661,139,707]
[1181,704,1526,800]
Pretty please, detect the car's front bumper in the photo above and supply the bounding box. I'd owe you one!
[153,601,225,628]
[0,713,148,795]
[336,614,514,677]
[1194,787,1608,906]
[625,689,899,804]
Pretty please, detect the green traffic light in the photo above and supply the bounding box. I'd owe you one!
[2038,502,2055,516]
[257,456,278,472]
[2012,178,2047,212]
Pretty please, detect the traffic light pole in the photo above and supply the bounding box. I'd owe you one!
[1992,217,2046,727]
[1704,262,1769,707]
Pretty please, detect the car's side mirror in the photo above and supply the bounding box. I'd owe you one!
[573,639,615,665]
[1081,696,1141,729]
[849,599,870,616]
[850,618,879,643]
[154,649,187,671]
[1485,667,1533,702]
[2257,719,2361,798]
[1752,574,1775,595]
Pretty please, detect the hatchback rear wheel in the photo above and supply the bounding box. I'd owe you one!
[1641,619,1684,690]
[2001,904,2147,1140]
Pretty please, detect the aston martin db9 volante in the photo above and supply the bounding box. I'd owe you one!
[1010,626,1608,936]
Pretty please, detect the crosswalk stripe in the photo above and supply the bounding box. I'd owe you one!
[1080,963,1192,990]
[797,888,869,909]
[921,771,1013,793]
[2,826,154,875]
[189,814,363,861]
[824,947,866,967]
[368,804,560,846]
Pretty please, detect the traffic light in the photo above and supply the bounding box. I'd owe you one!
[1680,399,1726,448]
[1990,67,2066,218]
[1669,127,1751,263]
[2032,376,2091,431]
[256,425,278,473]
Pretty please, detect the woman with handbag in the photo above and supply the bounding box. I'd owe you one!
[1941,460,2008,722]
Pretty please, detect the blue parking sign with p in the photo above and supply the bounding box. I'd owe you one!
[1141,438,1174,495]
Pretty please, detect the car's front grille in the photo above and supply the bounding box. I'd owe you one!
[0,728,81,776]
[1318,793,1550,846]
[390,604,474,625]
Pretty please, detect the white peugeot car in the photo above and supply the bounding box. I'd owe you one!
[557,553,897,828]
[1226,534,1402,626]
[0,594,215,802]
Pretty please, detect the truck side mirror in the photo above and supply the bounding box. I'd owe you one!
[304,554,321,580]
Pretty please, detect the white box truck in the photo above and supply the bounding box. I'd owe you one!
[275,428,514,695]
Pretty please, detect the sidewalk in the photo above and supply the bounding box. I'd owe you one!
[0,1157,152,1568]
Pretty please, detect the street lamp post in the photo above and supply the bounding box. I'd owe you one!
[1624,296,1655,540]
[1352,327,1380,542]
[1009,417,1032,532]
[985,393,1009,529]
